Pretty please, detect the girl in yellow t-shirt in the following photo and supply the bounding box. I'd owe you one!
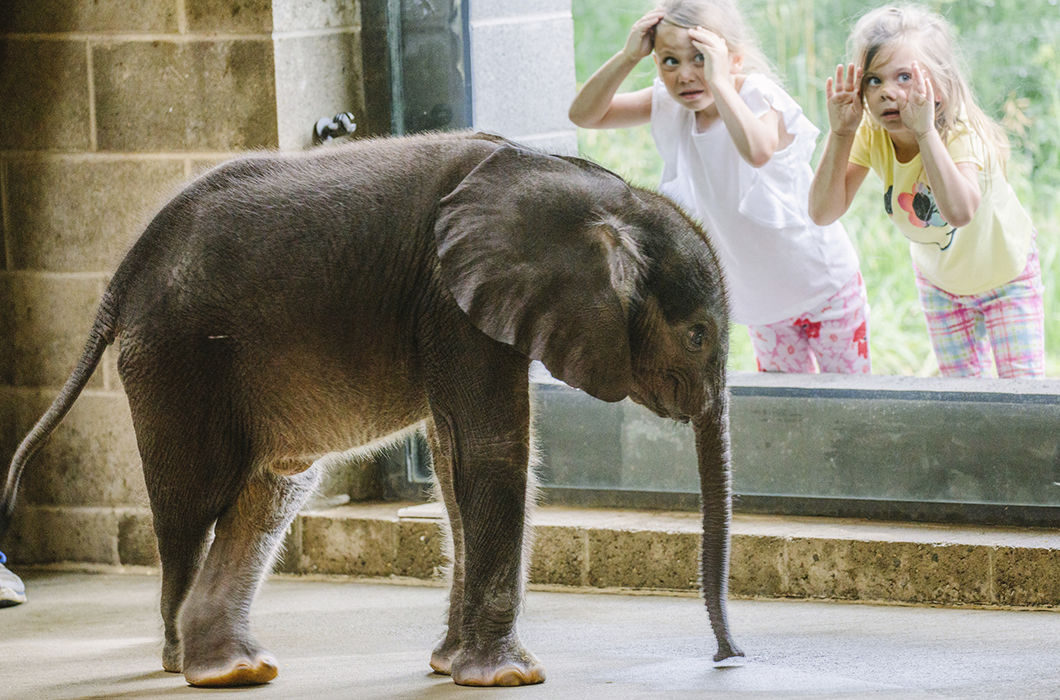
[808,4,1044,378]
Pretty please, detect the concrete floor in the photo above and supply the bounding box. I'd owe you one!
[2,570,1059,699]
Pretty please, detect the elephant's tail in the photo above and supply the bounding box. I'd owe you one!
[0,296,118,538]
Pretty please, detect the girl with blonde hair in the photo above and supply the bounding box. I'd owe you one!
[809,4,1044,377]
[571,0,872,374]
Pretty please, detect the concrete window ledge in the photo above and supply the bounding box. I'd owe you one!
[271,501,1060,609]
[531,372,1060,526]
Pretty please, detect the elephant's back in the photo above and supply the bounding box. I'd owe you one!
[112,133,501,333]
[109,134,503,454]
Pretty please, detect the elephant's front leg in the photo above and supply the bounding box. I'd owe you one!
[427,380,544,684]
[449,433,543,686]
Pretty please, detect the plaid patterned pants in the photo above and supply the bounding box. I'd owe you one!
[915,246,1045,378]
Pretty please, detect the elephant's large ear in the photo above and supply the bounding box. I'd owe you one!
[435,146,641,402]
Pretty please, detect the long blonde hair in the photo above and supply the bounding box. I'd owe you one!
[655,0,780,83]
[849,4,1010,168]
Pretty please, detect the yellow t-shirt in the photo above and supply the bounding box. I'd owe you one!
[849,119,1033,295]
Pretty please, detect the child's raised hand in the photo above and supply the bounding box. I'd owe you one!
[825,63,863,136]
[900,61,937,138]
[622,10,664,62]
[689,26,731,85]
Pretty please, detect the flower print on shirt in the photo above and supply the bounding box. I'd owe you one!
[898,182,947,228]
[886,182,957,250]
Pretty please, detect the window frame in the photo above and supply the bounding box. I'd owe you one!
[386,372,1060,528]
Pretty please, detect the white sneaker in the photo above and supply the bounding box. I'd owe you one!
[0,552,26,607]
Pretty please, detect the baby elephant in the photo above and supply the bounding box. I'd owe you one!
[0,132,741,687]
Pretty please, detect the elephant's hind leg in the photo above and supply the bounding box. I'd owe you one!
[155,516,213,674]
[127,376,236,675]
[179,466,321,687]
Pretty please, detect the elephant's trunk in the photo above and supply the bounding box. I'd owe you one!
[693,392,744,664]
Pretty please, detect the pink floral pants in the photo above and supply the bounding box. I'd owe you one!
[748,273,871,374]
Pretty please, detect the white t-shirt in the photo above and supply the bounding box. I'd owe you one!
[651,73,861,326]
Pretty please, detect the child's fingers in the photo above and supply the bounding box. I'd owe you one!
[633,11,663,35]
[689,26,723,55]
[896,90,909,113]
[691,26,721,42]
[832,64,859,95]
[627,10,663,56]
[916,63,935,104]
[844,63,860,93]
[641,10,664,26]
[911,61,926,99]
[826,76,835,100]
[912,61,935,105]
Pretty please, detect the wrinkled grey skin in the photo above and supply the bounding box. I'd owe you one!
[0,132,742,687]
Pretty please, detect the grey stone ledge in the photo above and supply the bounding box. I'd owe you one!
[9,501,1058,607]
[292,502,1060,608]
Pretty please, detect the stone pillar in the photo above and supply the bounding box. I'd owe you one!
[273,0,365,150]
[0,0,365,565]
[467,1,577,155]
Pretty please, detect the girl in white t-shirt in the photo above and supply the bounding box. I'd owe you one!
[808,4,1044,378]
[569,0,871,374]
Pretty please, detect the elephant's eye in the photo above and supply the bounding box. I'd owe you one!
[686,324,707,351]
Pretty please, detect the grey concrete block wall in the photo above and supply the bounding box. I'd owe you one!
[273,0,361,32]
[468,3,578,155]
[14,390,145,508]
[8,276,107,389]
[0,0,367,566]
[185,0,274,32]
[93,40,281,152]
[274,32,364,151]
[0,276,13,385]
[272,0,364,150]
[5,159,188,272]
[0,39,93,152]
[0,1,180,33]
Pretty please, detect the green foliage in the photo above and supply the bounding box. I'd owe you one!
[572,0,1059,376]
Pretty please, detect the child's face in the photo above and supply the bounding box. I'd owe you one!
[862,42,931,135]
[653,22,736,112]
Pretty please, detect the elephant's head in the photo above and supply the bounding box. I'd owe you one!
[435,143,742,663]
[434,144,729,423]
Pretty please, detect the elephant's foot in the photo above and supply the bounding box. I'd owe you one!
[450,637,545,687]
[162,639,182,673]
[181,637,278,687]
[713,639,746,666]
[429,637,461,675]
[184,653,278,687]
